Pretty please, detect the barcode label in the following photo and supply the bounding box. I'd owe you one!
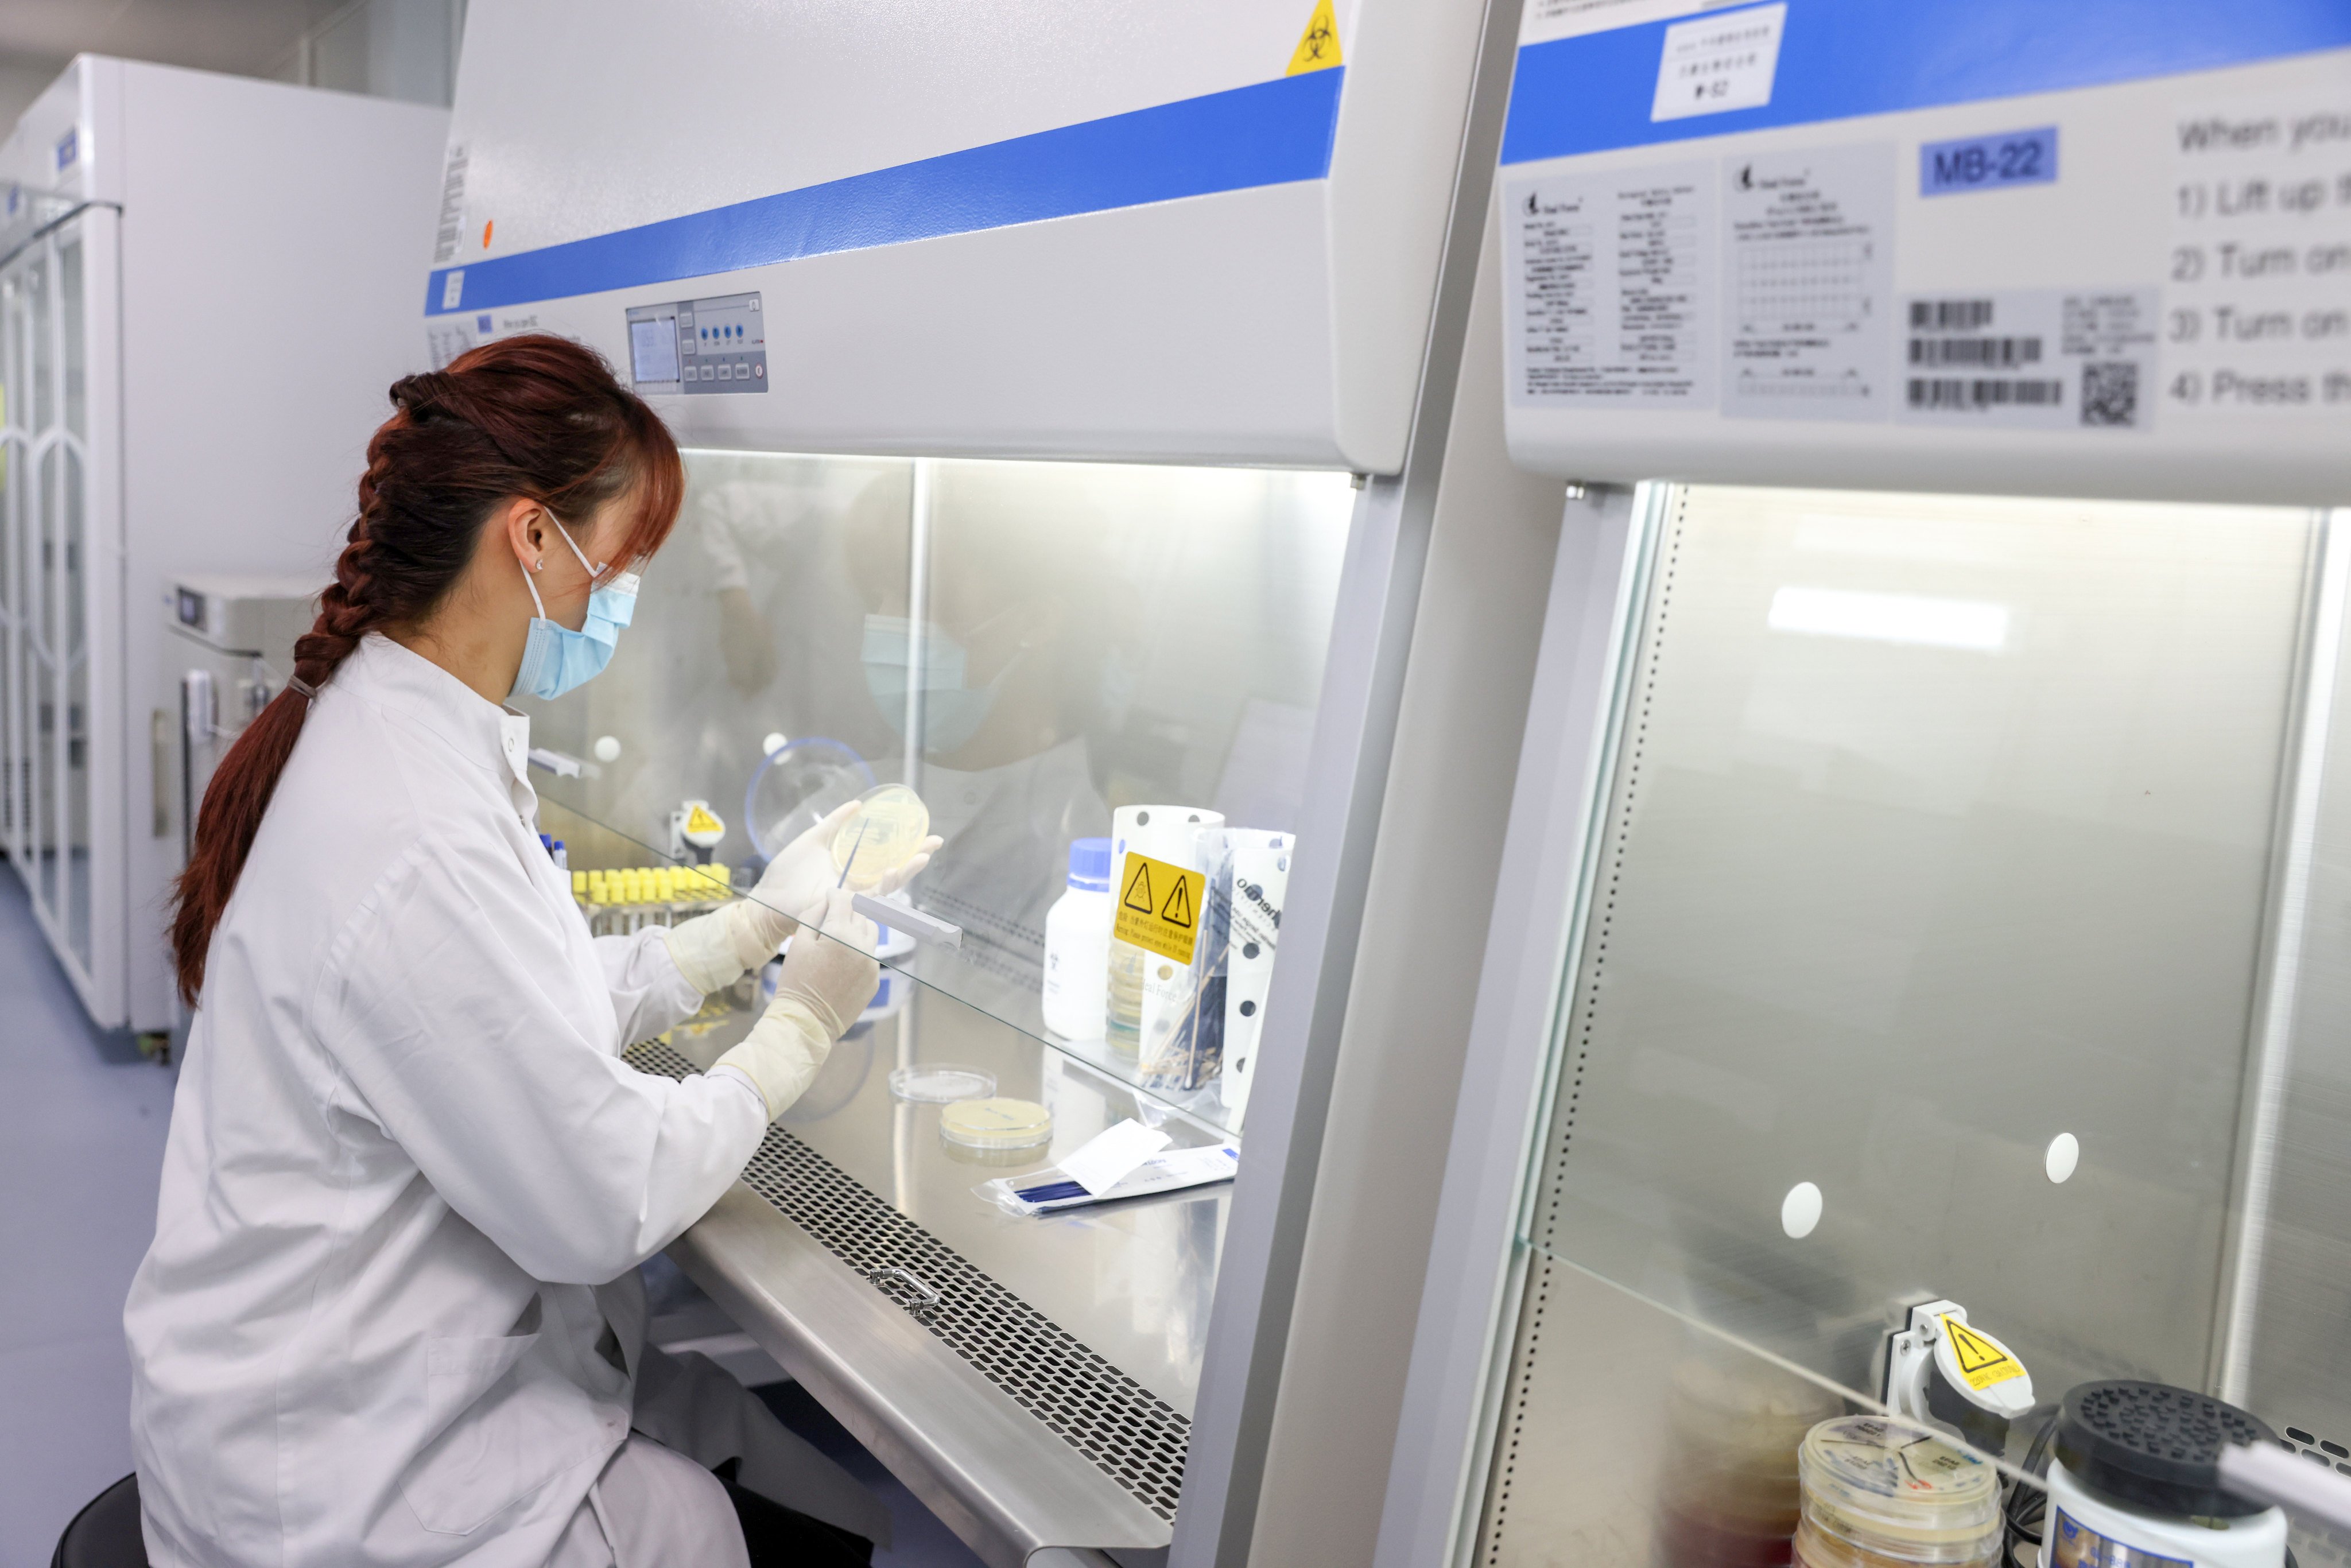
[1908,336,2044,368]
[431,145,468,266]
[1907,378,2065,409]
[1909,298,1995,331]
[1897,287,2156,431]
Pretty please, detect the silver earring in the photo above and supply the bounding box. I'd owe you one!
[532,559,545,572]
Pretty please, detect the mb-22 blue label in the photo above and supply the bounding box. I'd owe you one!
[1920,126,2058,196]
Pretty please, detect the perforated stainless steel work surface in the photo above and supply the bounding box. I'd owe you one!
[629,1038,1191,1521]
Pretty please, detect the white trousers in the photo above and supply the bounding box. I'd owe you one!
[544,1348,890,1568]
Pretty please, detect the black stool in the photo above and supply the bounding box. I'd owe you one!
[52,1474,150,1568]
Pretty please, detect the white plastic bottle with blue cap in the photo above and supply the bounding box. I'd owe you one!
[1041,837,1114,1041]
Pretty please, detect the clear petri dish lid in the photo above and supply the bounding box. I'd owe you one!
[889,1065,998,1104]
[744,738,874,862]
[1798,1416,2002,1563]
[938,1097,1054,1151]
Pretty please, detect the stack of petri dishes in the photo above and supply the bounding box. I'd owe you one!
[1793,1416,2003,1568]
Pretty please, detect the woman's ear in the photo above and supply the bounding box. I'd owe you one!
[501,496,551,574]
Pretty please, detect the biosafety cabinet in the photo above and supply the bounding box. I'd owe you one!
[430,2,1533,1564]
[0,60,446,1033]
[1380,7,2351,1568]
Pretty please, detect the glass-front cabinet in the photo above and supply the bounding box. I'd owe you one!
[516,447,1356,1529]
[1457,483,2351,1568]
[0,188,113,1009]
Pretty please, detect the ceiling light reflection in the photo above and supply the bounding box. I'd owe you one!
[1766,585,2009,651]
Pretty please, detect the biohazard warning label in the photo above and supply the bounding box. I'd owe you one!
[685,804,723,836]
[1941,1315,2025,1392]
[1287,0,1342,75]
[1115,850,1204,966]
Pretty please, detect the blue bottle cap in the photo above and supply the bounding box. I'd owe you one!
[1068,837,1112,891]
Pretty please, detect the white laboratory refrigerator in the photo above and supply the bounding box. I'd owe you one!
[0,59,446,1033]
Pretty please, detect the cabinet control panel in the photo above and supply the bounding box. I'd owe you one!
[625,290,767,395]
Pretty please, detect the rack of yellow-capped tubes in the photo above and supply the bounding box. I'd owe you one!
[571,863,737,936]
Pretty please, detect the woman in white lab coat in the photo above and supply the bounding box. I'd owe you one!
[125,335,931,1568]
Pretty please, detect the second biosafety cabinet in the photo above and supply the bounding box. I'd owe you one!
[1385,5,2351,1568]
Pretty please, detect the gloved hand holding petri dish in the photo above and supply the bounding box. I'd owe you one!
[831,783,935,892]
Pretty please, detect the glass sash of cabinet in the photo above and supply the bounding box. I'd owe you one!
[522,450,1356,1140]
[1477,484,2351,1568]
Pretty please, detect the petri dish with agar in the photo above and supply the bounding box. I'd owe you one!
[889,1065,998,1104]
[832,783,930,891]
[938,1097,1054,1165]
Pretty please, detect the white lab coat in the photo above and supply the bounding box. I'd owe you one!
[124,634,882,1567]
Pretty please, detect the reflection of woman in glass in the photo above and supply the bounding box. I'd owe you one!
[845,478,1119,1006]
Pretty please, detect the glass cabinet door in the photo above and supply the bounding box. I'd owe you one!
[1475,484,2351,1568]
[0,196,107,1005]
[1,240,25,867]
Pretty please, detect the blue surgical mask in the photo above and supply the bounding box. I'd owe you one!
[510,516,638,703]
[862,613,1022,755]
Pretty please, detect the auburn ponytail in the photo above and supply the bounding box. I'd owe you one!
[169,335,683,1007]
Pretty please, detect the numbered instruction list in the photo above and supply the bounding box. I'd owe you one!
[2169,90,2351,416]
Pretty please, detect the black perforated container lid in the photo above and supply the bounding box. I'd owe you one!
[2054,1381,2279,1519]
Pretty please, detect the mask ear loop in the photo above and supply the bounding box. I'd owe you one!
[548,509,605,579]
[520,553,550,621]
[518,505,597,619]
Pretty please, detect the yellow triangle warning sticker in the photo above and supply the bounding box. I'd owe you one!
[1940,1315,2024,1392]
[1114,849,1203,965]
[1287,0,1343,75]
[685,804,723,836]
[1123,859,1156,915]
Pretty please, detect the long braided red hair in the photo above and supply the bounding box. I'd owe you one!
[168,335,683,1007]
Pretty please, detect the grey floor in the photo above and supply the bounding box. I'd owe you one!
[0,860,177,1568]
[0,860,980,1568]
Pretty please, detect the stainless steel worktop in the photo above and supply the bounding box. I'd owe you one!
[639,981,1233,1567]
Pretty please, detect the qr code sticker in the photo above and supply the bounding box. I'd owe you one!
[2081,361,2139,427]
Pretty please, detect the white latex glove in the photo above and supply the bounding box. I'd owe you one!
[664,800,938,993]
[713,890,881,1120]
[752,799,936,930]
